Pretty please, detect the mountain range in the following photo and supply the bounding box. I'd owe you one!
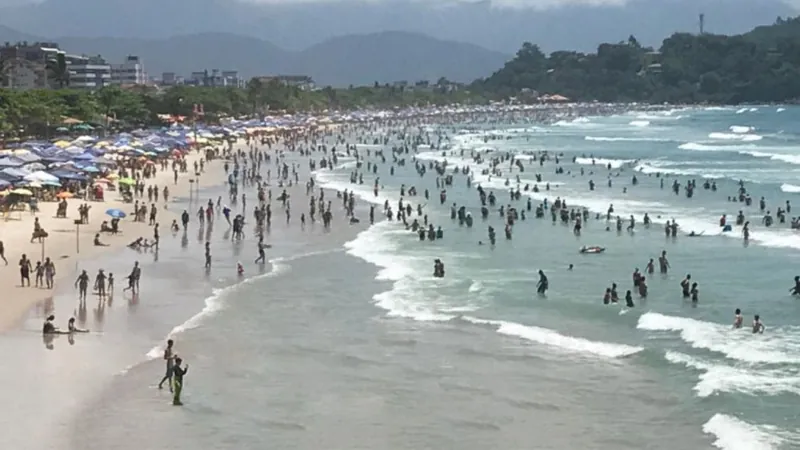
[0,26,510,87]
[0,0,795,86]
[0,0,792,53]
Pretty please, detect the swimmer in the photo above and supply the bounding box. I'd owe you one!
[733,308,743,329]
[752,315,765,334]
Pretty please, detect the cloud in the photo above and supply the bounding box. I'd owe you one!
[236,0,632,9]
[234,0,800,11]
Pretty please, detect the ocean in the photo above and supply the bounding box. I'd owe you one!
[2,106,800,450]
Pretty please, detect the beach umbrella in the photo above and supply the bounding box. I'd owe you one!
[10,188,33,196]
[55,127,69,133]
[105,208,126,219]
[118,177,135,186]
[24,181,42,188]
[56,191,74,199]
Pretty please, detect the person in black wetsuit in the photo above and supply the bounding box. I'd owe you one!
[789,276,800,296]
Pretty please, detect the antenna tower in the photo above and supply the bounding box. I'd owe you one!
[699,13,705,34]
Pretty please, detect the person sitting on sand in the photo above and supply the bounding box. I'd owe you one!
[67,317,88,333]
[42,315,68,334]
[94,233,109,247]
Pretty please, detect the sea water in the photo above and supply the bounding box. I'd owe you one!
[27,107,800,450]
[331,106,800,449]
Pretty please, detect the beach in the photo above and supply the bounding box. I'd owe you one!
[0,146,217,330]
[0,104,799,450]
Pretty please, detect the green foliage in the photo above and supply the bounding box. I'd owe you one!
[476,19,800,104]
[0,79,485,139]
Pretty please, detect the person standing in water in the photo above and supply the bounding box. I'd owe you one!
[536,270,548,295]
[204,242,212,269]
[172,357,188,406]
[733,309,743,328]
[75,270,90,300]
[158,339,175,392]
[752,315,765,334]
[658,250,670,274]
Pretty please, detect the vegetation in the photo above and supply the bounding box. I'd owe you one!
[0,79,482,140]
[475,17,800,104]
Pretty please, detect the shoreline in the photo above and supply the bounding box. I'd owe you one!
[0,145,225,332]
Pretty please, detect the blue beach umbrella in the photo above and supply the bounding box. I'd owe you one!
[105,208,126,219]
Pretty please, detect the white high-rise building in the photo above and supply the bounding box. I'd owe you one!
[110,55,146,85]
[67,55,111,90]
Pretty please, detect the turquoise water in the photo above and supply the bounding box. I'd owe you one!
[320,106,800,449]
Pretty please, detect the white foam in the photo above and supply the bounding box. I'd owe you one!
[584,136,670,142]
[703,414,785,450]
[574,157,635,169]
[709,132,763,142]
[777,108,786,113]
[679,142,759,152]
[638,312,800,364]
[629,120,650,127]
[665,351,800,398]
[745,151,800,166]
[781,183,800,193]
[729,126,754,134]
[468,280,484,293]
[462,316,642,358]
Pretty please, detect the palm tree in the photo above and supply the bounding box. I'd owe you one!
[47,53,70,89]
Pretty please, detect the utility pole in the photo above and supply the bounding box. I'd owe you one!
[699,13,705,35]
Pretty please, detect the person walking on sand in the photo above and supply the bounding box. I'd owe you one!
[0,240,7,265]
[171,357,188,406]
[123,261,141,294]
[158,339,176,392]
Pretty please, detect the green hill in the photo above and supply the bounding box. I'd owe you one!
[475,18,800,104]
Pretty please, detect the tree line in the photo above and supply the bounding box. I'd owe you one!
[0,78,484,139]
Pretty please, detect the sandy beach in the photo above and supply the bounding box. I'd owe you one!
[0,145,222,331]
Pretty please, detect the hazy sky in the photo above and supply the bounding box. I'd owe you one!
[2,0,794,9]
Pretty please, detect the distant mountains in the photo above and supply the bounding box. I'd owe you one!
[0,26,509,87]
[0,0,792,54]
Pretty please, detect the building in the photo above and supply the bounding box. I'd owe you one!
[111,55,146,85]
[187,69,245,88]
[255,75,315,91]
[0,42,64,89]
[161,72,178,86]
[67,55,111,90]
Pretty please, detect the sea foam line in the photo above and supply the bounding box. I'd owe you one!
[664,351,800,398]
[703,414,788,450]
[638,312,800,365]
[343,221,642,359]
[145,248,342,359]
